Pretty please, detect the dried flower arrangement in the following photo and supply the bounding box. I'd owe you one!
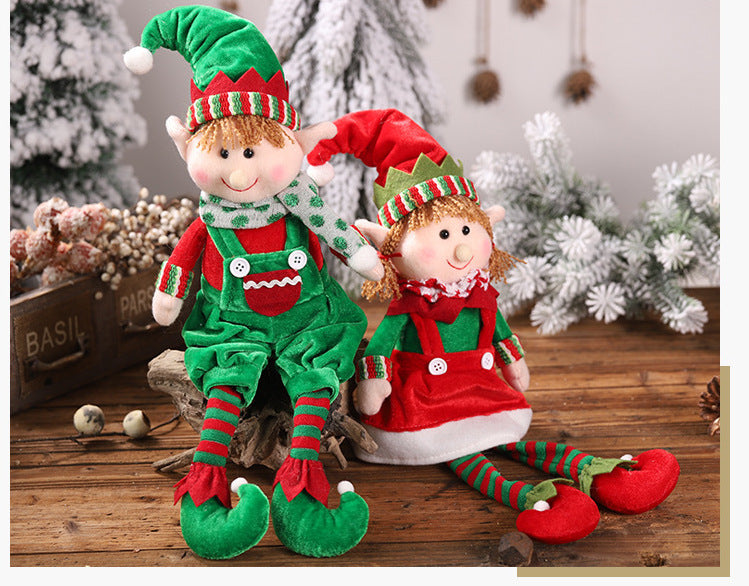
[10,190,195,295]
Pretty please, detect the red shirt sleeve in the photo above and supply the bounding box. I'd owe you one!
[156,218,207,298]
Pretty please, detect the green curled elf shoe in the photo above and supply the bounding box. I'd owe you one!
[175,463,270,559]
[270,457,369,557]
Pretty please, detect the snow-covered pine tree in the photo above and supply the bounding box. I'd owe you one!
[471,112,719,335]
[10,0,146,228]
[265,0,446,293]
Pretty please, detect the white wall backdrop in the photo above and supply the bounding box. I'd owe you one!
[119,0,719,221]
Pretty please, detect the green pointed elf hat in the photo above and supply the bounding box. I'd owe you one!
[307,109,479,228]
[123,5,300,133]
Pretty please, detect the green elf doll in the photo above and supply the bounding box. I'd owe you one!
[123,6,382,559]
[307,109,681,545]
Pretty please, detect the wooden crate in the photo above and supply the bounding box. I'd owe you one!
[9,265,192,414]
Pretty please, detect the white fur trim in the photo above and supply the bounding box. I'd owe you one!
[123,46,153,75]
[353,408,533,466]
[307,162,335,186]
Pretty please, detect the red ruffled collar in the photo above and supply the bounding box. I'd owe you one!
[388,270,499,323]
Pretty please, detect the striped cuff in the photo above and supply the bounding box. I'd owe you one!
[494,334,525,365]
[156,261,193,299]
[356,355,393,382]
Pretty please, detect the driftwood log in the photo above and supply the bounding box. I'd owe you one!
[147,347,377,473]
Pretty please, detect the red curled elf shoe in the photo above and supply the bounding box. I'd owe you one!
[589,449,680,515]
[516,483,600,545]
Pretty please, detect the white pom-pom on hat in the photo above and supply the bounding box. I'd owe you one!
[337,481,355,494]
[123,46,154,75]
[533,500,551,511]
[307,162,335,187]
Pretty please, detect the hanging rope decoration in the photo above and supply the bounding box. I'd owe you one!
[471,0,500,103]
[564,0,596,104]
[518,0,547,17]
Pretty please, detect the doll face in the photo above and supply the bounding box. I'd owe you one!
[185,124,304,203]
[392,215,493,283]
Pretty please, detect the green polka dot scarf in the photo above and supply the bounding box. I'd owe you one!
[198,172,365,258]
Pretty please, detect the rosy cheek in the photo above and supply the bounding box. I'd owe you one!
[191,168,210,186]
[417,246,437,263]
[270,164,287,183]
[481,238,492,256]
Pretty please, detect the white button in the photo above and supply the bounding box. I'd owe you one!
[427,358,448,375]
[481,351,494,370]
[229,257,250,278]
[288,250,308,270]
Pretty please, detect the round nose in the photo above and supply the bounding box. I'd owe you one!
[454,243,472,263]
[228,169,249,190]
[455,244,473,262]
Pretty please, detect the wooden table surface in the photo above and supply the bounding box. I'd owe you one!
[9,288,722,568]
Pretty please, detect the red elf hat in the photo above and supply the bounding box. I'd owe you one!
[307,109,479,228]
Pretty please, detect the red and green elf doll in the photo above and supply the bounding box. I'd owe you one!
[307,109,681,545]
[124,6,382,559]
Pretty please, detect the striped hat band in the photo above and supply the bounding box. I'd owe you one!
[186,91,301,133]
[377,175,480,229]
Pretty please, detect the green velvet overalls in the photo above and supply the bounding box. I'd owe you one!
[181,215,367,407]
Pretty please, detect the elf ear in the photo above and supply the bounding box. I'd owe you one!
[295,121,337,156]
[166,115,191,161]
[354,218,389,250]
[485,205,506,226]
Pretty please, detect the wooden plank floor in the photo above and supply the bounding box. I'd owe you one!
[9,288,722,568]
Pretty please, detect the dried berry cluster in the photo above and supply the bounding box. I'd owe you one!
[10,189,195,294]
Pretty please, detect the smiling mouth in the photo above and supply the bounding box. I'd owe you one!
[447,257,474,270]
[221,177,259,192]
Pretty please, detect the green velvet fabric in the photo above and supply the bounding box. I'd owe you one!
[139,5,282,89]
[522,478,574,511]
[365,307,513,358]
[182,269,366,406]
[179,483,269,560]
[270,485,369,558]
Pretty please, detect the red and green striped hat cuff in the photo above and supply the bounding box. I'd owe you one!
[186,91,301,133]
[376,174,480,228]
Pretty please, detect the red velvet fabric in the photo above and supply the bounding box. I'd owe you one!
[387,283,499,324]
[516,484,600,544]
[590,449,680,514]
[307,109,448,187]
[273,457,330,506]
[167,217,325,292]
[173,462,231,508]
[190,69,290,102]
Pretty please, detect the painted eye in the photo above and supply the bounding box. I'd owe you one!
[220,149,230,159]
[439,229,450,240]
[462,225,471,235]
[243,148,254,159]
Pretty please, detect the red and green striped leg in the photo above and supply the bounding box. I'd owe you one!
[271,391,369,558]
[448,452,599,544]
[174,385,269,559]
[498,441,680,514]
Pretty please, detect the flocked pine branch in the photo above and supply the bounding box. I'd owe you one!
[472,112,719,335]
[10,0,146,228]
[266,0,447,295]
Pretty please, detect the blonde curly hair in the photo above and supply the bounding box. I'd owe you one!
[362,195,520,301]
[189,114,291,151]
